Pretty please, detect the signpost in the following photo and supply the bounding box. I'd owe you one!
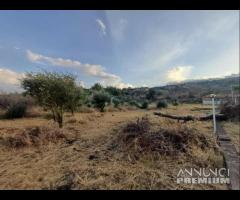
[210,94,216,134]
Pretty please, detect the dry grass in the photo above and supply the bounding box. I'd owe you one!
[221,121,240,154]
[1,127,67,149]
[0,104,227,190]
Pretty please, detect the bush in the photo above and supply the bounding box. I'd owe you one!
[4,102,27,119]
[128,100,140,108]
[112,98,121,108]
[157,100,168,109]
[146,89,156,101]
[0,93,34,110]
[91,83,103,91]
[172,100,179,106]
[220,102,240,121]
[141,101,149,109]
[92,92,110,112]
[105,87,122,96]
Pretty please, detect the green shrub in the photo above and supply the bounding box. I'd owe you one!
[146,89,156,101]
[91,83,103,91]
[141,101,149,109]
[4,102,27,119]
[105,87,122,96]
[92,92,110,112]
[128,100,140,108]
[112,98,121,108]
[157,100,168,109]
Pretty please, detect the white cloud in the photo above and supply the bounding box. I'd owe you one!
[166,66,193,82]
[0,68,25,93]
[100,79,133,89]
[96,19,106,36]
[26,50,132,89]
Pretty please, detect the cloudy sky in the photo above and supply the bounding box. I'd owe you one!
[0,10,239,92]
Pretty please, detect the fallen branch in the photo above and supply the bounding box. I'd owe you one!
[154,112,227,122]
[199,114,227,121]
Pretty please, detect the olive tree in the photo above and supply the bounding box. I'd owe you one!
[21,72,83,128]
[92,92,110,112]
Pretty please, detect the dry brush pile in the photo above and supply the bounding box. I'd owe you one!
[113,117,220,165]
[1,126,68,149]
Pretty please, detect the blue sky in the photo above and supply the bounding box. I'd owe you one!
[0,10,239,92]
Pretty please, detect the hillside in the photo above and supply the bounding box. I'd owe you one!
[123,75,240,104]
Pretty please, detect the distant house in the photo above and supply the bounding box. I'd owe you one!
[202,95,227,105]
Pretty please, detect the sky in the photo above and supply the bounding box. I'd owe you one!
[0,10,239,92]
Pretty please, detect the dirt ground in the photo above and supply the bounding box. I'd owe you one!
[0,104,228,190]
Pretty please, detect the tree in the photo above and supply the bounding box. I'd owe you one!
[65,86,85,116]
[91,83,103,91]
[146,89,156,101]
[92,92,110,112]
[157,100,168,109]
[105,86,122,96]
[112,97,121,108]
[21,72,82,128]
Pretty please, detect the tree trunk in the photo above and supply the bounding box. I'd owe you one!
[71,108,74,116]
[56,108,63,128]
[51,108,56,122]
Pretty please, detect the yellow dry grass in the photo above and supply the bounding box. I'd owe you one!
[0,104,227,190]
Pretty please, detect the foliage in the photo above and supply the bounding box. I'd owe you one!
[4,102,27,119]
[92,92,111,112]
[146,89,156,101]
[65,86,85,115]
[21,72,82,128]
[157,100,168,109]
[128,100,140,108]
[112,98,121,108]
[91,83,103,91]
[0,93,34,110]
[141,101,149,109]
[220,102,239,121]
[0,93,34,119]
[105,86,122,96]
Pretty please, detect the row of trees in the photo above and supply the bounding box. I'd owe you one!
[20,72,173,128]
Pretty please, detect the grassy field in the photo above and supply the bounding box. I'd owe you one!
[0,104,228,190]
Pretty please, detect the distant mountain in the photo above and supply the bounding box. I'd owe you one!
[123,75,239,103]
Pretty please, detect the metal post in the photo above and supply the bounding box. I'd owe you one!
[211,95,217,134]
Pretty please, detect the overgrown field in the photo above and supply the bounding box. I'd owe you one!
[0,104,227,189]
